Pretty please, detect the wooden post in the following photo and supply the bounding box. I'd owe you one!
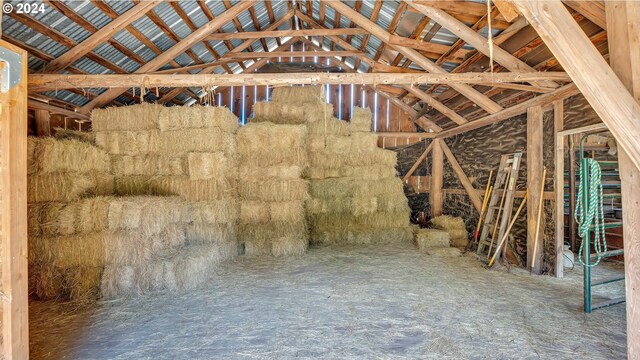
[569,135,577,252]
[527,105,544,274]
[554,100,565,278]
[605,2,640,358]
[0,39,29,359]
[34,109,51,136]
[431,139,444,217]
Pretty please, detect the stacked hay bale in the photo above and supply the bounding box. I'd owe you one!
[306,101,411,244]
[92,104,240,256]
[236,122,309,256]
[254,86,412,245]
[27,137,113,202]
[431,215,469,249]
[28,196,192,300]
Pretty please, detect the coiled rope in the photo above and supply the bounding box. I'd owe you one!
[574,158,607,266]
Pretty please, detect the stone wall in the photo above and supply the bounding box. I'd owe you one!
[395,94,601,273]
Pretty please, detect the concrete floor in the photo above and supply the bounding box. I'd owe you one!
[29,244,627,359]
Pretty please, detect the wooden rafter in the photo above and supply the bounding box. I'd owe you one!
[78,0,256,113]
[206,28,368,40]
[45,1,160,72]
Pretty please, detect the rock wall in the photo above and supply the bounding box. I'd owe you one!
[396,94,602,273]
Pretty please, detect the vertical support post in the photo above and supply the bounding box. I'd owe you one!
[569,135,577,253]
[431,138,444,217]
[527,105,544,274]
[554,100,565,278]
[606,1,640,355]
[0,41,29,359]
[35,109,51,136]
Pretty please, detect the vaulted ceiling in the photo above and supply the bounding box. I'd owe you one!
[2,0,608,134]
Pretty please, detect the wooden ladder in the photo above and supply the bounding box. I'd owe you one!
[477,152,523,262]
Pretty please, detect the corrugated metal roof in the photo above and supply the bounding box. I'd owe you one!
[3,0,497,108]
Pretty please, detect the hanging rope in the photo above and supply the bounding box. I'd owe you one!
[574,158,607,267]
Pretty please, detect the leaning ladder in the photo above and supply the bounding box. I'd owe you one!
[477,152,523,262]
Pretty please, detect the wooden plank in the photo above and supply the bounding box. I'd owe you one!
[34,109,50,136]
[513,0,640,173]
[605,2,640,358]
[324,0,504,114]
[29,72,571,92]
[553,100,564,278]
[440,141,483,213]
[403,141,434,181]
[564,1,607,30]
[78,0,256,113]
[225,50,362,59]
[206,28,368,40]
[403,86,467,125]
[0,39,29,360]
[45,1,160,72]
[494,0,521,22]
[527,105,544,274]
[405,0,558,88]
[436,83,580,139]
[431,139,444,216]
[28,99,89,120]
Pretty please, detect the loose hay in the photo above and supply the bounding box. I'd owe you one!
[53,128,96,144]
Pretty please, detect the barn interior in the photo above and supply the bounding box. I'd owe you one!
[0,1,638,359]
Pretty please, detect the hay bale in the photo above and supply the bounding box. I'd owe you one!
[270,85,324,104]
[239,179,307,201]
[149,176,235,201]
[53,128,96,144]
[350,107,372,132]
[114,176,153,196]
[322,133,378,154]
[310,227,413,246]
[29,137,110,174]
[190,200,239,224]
[431,215,469,248]
[252,102,305,125]
[89,171,115,196]
[306,117,351,136]
[95,130,159,155]
[185,223,236,245]
[309,212,409,229]
[156,128,234,156]
[308,150,397,169]
[305,196,378,216]
[237,122,307,166]
[29,264,103,301]
[377,193,410,213]
[187,152,229,180]
[158,105,238,133]
[240,201,270,223]
[414,229,451,252]
[28,173,95,202]
[304,165,398,180]
[270,201,305,222]
[91,103,161,131]
[309,177,403,199]
[238,221,308,257]
[239,165,302,180]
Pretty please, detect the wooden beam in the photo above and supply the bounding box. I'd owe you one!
[45,1,160,72]
[403,141,435,181]
[27,99,90,120]
[606,2,639,358]
[527,105,544,274]
[0,38,29,360]
[404,86,468,125]
[377,132,435,139]
[435,83,580,139]
[431,139,444,217]
[29,72,571,92]
[553,100,565,278]
[440,140,483,213]
[225,50,362,59]
[513,0,640,174]
[404,0,558,89]
[388,35,470,59]
[324,0,504,114]
[78,0,256,113]
[206,28,368,40]
[34,109,51,136]
[494,0,521,22]
[564,1,607,30]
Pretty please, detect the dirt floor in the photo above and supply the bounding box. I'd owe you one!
[29,244,627,359]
